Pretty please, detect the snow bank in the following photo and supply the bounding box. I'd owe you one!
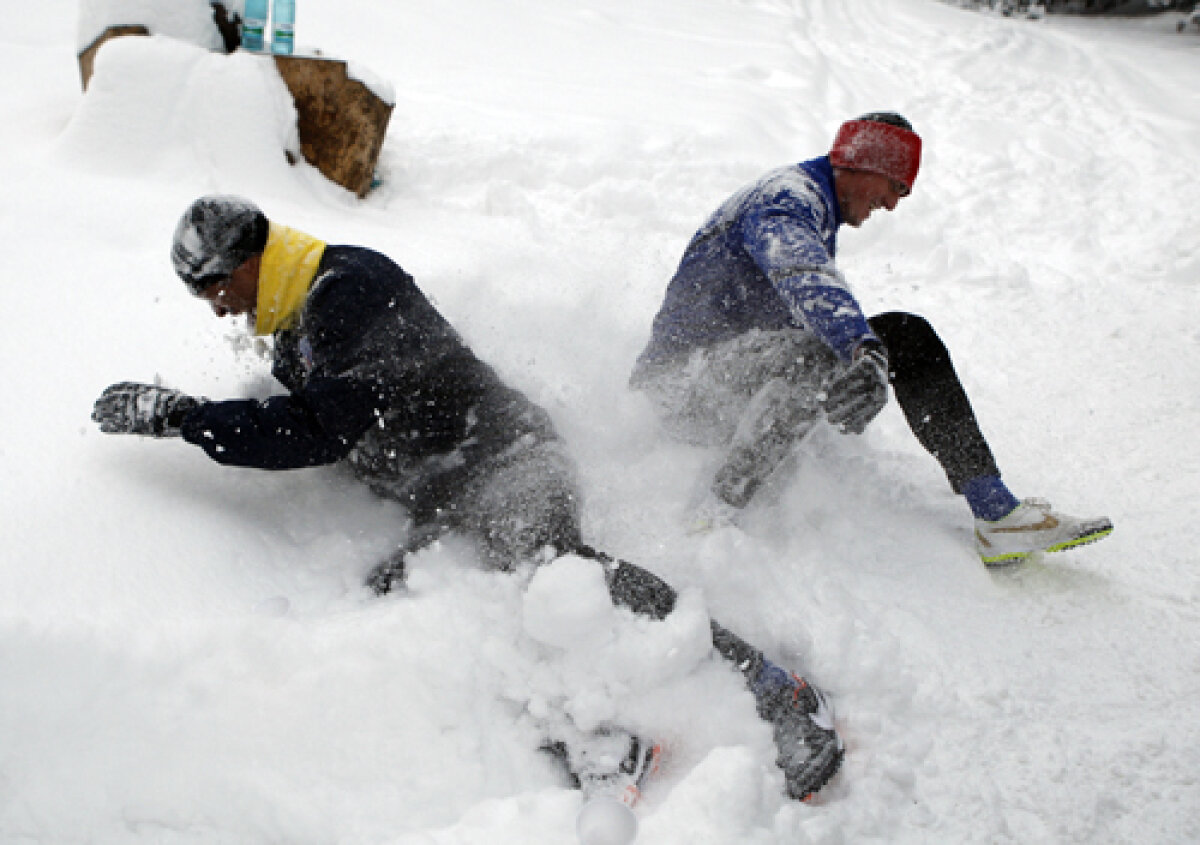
[58,35,313,201]
[77,0,224,52]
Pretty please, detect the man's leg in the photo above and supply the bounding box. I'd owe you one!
[867,311,1001,493]
[634,330,840,509]
[869,311,1113,562]
[713,375,821,508]
[574,544,843,801]
[458,439,584,570]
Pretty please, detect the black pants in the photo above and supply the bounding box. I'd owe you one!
[868,311,1000,493]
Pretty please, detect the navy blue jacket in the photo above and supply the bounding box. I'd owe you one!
[181,247,557,508]
[633,156,878,372]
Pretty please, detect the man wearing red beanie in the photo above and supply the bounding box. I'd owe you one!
[630,112,1111,564]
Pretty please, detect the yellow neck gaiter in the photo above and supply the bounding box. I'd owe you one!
[254,222,328,336]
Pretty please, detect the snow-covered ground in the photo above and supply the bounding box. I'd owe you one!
[2,1,1199,842]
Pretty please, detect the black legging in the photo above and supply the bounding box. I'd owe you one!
[868,311,1000,493]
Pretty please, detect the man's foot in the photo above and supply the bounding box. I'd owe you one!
[975,497,1113,565]
[546,727,662,805]
[561,729,660,845]
[364,550,407,595]
[750,659,843,801]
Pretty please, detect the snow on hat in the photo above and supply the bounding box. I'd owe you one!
[171,195,269,294]
[829,112,922,195]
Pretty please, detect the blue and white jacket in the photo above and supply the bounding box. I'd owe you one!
[632,156,877,373]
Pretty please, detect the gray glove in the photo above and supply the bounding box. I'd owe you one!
[823,342,889,435]
[92,381,202,437]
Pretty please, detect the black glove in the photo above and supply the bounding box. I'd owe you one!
[822,342,889,435]
[91,382,202,437]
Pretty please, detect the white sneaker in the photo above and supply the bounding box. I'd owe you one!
[975,498,1113,565]
[570,729,662,806]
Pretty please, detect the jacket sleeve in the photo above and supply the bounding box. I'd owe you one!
[179,373,380,469]
[179,260,396,470]
[740,176,877,362]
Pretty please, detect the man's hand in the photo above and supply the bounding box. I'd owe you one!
[92,382,201,437]
[823,341,889,434]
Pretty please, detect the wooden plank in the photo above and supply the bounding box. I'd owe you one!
[78,25,150,90]
[273,55,394,197]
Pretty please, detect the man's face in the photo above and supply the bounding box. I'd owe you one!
[197,255,260,319]
[834,169,908,228]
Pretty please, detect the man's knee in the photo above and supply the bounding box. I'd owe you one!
[868,311,935,346]
[479,497,581,570]
[470,442,584,569]
[867,311,950,381]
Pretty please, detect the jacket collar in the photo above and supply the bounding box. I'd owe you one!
[254,223,327,336]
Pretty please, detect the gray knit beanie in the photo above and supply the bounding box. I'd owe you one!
[170,195,269,294]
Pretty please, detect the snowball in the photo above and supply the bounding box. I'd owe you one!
[576,796,638,845]
[522,554,615,649]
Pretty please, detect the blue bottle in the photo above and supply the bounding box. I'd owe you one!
[241,0,268,51]
[271,0,295,55]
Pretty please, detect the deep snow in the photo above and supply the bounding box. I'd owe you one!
[2,1,1199,842]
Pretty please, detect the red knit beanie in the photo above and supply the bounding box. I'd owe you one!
[829,113,922,195]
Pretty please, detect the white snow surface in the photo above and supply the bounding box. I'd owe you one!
[76,0,224,52]
[3,1,1199,842]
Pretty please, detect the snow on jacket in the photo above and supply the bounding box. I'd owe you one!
[180,246,559,509]
[632,155,878,373]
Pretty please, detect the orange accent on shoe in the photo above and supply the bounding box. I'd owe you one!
[619,742,664,808]
[790,673,809,706]
[989,513,1060,534]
